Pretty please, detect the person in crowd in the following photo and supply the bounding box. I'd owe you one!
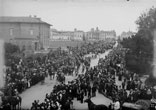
[5,39,156,110]
[113,98,120,110]
[87,84,91,98]
[92,85,97,97]
[109,102,114,110]
[150,98,156,110]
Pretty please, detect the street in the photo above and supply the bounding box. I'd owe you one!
[20,48,118,109]
[1,1,155,110]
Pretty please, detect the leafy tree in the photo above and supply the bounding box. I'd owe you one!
[5,43,20,54]
[121,7,156,75]
[136,7,156,34]
[4,43,20,66]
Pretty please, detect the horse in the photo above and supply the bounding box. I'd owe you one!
[2,96,22,110]
[84,98,108,110]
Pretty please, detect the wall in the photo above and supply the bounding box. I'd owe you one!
[73,31,84,41]
[20,23,40,39]
[0,39,4,89]
[40,24,50,49]
[49,40,84,48]
[51,35,71,41]
[0,22,20,41]
[0,22,50,50]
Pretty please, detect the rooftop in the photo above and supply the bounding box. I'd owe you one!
[0,16,52,26]
[13,37,39,40]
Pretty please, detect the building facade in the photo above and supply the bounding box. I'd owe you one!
[85,28,99,41]
[73,28,84,41]
[0,16,51,51]
[50,28,84,41]
[50,27,116,42]
[99,30,116,40]
[86,27,116,41]
[120,31,136,40]
[50,29,73,41]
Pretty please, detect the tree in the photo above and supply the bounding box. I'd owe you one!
[121,7,156,75]
[5,43,20,54]
[4,43,20,66]
[136,7,156,33]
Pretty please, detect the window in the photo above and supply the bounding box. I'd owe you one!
[30,29,34,35]
[9,28,13,36]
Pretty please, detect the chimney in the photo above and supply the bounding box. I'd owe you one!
[34,15,37,18]
[29,15,32,18]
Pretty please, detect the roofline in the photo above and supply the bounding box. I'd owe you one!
[13,37,39,40]
[0,21,52,26]
[0,16,52,26]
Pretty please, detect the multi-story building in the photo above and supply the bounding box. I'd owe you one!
[50,29,73,41]
[86,27,116,41]
[50,27,116,42]
[50,29,84,49]
[73,28,84,41]
[0,16,51,51]
[50,28,84,41]
[86,27,99,41]
[119,31,136,40]
[99,30,116,40]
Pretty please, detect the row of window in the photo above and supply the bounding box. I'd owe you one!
[9,28,34,36]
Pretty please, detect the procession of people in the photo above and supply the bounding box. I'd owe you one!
[30,40,116,110]
[31,40,156,110]
[1,39,156,110]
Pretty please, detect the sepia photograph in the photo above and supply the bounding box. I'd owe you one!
[0,0,156,110]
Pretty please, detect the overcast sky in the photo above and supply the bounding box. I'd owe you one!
[1,0,156,35]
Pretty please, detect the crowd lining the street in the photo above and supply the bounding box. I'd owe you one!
[1,39,156,110]
[30,40,116,110]
[4,49,75,96]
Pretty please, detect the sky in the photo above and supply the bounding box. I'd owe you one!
[1,0,156,35]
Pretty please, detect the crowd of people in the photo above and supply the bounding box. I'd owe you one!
[2,39,156,110]
[31,40,156,110]
[30,40,116,110]
[4,48,75,97]
[68,40,116,72]
[92,44,156,110]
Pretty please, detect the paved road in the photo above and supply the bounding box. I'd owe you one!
[73,50,114,110]
[20,44,118,109]
[90,50,111,68]
[20,75,76,109]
